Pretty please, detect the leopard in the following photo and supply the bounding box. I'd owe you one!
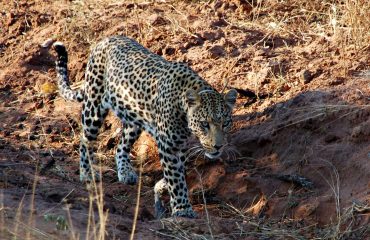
[51,36,237,218]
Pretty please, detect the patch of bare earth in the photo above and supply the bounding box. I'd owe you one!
[0,0,369,239]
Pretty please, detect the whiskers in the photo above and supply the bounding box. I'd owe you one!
[183,143,240,163]
[222,144,240,162]
[184,145,205,163]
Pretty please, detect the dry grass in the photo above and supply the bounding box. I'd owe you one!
[315,159,370,239]
[333,0,370,49]
[129,143,146,240]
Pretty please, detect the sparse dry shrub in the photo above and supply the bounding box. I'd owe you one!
[336,0,369,49]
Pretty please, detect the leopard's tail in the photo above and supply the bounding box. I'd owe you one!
[52,41,84,102]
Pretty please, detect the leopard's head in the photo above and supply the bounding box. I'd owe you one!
[186,89,237,159]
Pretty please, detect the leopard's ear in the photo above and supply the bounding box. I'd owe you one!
[224,89,238,109]
[186,89,200,107]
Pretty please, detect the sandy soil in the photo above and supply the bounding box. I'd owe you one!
[0,0,369,239]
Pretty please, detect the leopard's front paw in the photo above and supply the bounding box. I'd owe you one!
[80,169,101,183]
[172,208,197,219]
[118,170,138,185]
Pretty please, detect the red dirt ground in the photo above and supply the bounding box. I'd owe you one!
[0,0,369,239]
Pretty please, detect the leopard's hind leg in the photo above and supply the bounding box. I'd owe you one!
[79,103,108,182]
[79,54,108,182]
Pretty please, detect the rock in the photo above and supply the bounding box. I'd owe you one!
[294,201,319,220]
[208,45,225,59]
[199,30,225,41]
[351,120,370,141]
[328,77,345,86]
[148,14,168,26]
[300,70,314,84]
[324,134,340,143]
[164,47,176,56]
[183,37,204,49]
[276,174,314,189]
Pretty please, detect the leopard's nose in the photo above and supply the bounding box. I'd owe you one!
[213,144,223,150]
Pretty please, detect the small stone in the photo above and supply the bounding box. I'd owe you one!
[300,70,314,84]
[294,201,319,220]
[351,120,370,141]
[324,134,339,143]
[208,45,225,59]
[148,14,168,26]
[183,37,203,49]
[164,47,176,56]
[200,30,225,41]
[328,77,345,86]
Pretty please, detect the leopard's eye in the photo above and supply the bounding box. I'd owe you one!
[201,121,209,129]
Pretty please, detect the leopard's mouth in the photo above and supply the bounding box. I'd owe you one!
[205,151,222,159]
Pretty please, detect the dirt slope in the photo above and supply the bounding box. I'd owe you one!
[0,0,369,239]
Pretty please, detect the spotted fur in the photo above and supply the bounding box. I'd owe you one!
[52,36,237,218]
